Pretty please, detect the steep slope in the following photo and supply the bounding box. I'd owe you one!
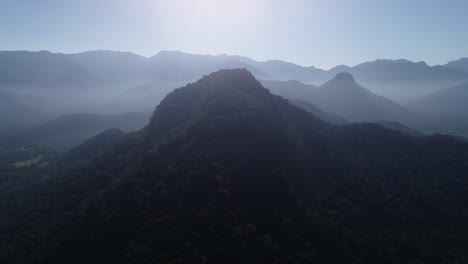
[245,59,328,83]
[318,73,411,121]
[289,99,348,125]
[57,128,129,168]
[2,70,468,264]
[261,79,319,99]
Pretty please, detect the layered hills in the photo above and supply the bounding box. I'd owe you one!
[2,70,468,263]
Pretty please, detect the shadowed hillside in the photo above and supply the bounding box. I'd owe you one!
[1,70,468,263]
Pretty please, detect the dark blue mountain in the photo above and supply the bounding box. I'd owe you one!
[2,70,468,263]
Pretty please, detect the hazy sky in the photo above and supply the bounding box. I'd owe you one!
[1,0,467,69]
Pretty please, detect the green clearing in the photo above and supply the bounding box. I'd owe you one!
[13,156,43,168]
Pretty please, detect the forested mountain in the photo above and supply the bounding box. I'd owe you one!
[2,69,468,263]
[374,120,423,137]
[57,128,129,168]
[263,73,410,122]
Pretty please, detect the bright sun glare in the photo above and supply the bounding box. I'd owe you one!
[158,0,268,32]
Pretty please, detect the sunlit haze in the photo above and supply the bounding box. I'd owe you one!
[3,1,468,263]
[1,0,467,68]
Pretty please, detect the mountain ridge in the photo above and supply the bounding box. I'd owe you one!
[263,73,410,122]
[1,50,468,142]
[2,50,467,85]
[2,69,468,263]
[445,58,468,73]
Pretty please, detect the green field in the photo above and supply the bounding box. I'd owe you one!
[13,156,43,168]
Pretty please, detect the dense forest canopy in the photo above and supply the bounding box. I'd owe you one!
[1,69,468,263]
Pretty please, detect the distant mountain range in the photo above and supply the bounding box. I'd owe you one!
[0,51,99,89]
[67,50,148,82]
[335,59,467,82]
[263,73,410,122]
[1,50,468,138]
[445,58,468,73]
[1,50,466,89]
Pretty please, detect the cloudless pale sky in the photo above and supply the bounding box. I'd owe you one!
[0,0,467,69]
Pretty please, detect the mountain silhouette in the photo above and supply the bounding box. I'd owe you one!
[2,50,466,90]
[67,50,147,82]
[1,50,467,128]
[445,58,468,73]
[0,50,99,88]
[263,73,410,122]
[146,50,270,81]
[344,59,467,82]
[2,69,468,263]
[57,128,129,168]
[318,73,410,121]
[289,99,348,125]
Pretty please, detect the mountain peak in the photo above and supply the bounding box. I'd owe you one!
[329,64,351,72]
[156,50,184,55]
[201,68,256,82]
[331,72,356,83]
[183,68,262,94]
[147,69,272,135]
